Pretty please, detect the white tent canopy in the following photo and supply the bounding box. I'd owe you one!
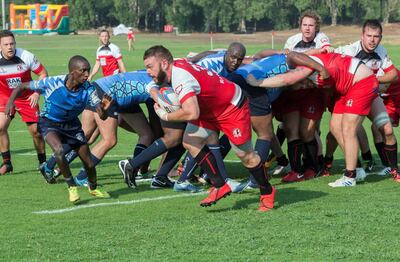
[112,24,131,35]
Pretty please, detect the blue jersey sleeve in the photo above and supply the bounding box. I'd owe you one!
[86,83,101,107]
[28,75,66,95]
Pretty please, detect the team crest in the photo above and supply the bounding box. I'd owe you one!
[346,99,353,107]
[233,128,242,138]
[307,105,315,114]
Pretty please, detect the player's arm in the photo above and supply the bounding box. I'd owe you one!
[286,52,329,79]
[247,67,314,88]
[187,51,217,63]
[88,60,100,81]
[95,94,114,120]
[117,58,127,73]
[155,95,199,122]
[5,82,32,117]
[377,67,398,84]
[253,49,289,60]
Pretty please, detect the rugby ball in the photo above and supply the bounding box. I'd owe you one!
[157,87,181,113]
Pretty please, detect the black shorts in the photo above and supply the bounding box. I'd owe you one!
[227,73,272,116]
[86,83,154,119]
[38,117,87,149]
[160,119,187,130]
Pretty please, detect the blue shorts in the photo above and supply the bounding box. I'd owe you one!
[86,83,153,119]
[38,117,87,148]
[227,73,272,116]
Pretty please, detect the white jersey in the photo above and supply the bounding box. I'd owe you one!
[334,41,394,74]
[284,32,330,52]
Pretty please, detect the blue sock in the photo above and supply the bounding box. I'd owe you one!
[76,154,101,180]
[129,139,167,170]
[250,139,271,184]
[155,144,186,178]
[65,150,78,163]
[47,144,73,170]
[178,153,198,182]
[208,144,228,180]
[255,139,271,163]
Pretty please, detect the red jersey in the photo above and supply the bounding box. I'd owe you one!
[95,43,122,76]
[310,53,362,95]
[127,31,134,40]
[0,48,44,99]
[171,59,243,119]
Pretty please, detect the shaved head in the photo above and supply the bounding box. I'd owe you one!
[225,42,246,72]
[68,55,90,72]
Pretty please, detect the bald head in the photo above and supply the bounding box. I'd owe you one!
[68,55,90,72]
[225,42,246,72]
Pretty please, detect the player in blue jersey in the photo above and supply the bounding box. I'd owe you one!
[39,70,161,187]
[5,55,111,203]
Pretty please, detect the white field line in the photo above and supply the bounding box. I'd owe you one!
[33,192,208,215]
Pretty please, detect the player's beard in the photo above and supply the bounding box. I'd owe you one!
[155,69,168,85]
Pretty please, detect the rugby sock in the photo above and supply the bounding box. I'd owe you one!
[87,181,97,190]
[155,144,186,178]
[129,139,167,170]
[323,156,334,168]
[1,151,11,164]
[384,143,398,169]
[194,146,225,188]
[47,144,75,170]
[255,139,271,163]
[208,144,228,180]
[344,169,356,179]
[374,142,388,166]
[37,153,46,164]
[219,135,232,158]
[288,139,303,173]
[247,161,272,195]
[76,154,101,180]
[361,150,373,161]
[304,139,318,171]
[177,153,198,182]
[65,176,76,187]
[276,126,286,145]
[276,155,289,167]
[317,155,324,168]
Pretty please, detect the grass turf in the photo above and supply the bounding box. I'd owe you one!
[0,34,399,261]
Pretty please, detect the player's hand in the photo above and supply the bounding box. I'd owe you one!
[4,102,14,119]
[319,68,330,80]
[154,103,168,121]
[100,94,114,111]
[28,92,40,108]
[246,74,262,87]
[322,46,335,53]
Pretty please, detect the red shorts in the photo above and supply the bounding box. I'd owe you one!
[191,101,251,145]
[383,94,400,126]
[0,95,39,122]
[333,75,378,115]
[271,89,324,121]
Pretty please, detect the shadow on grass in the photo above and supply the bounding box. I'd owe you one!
[207,187,327,213]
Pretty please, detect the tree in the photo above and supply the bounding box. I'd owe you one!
[382,0,400,24]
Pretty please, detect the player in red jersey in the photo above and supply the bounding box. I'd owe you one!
[248,53,379,187]
[127,28,135,52]
[143,45,276,211]
[88,29,127,81]
[0,30,47,174]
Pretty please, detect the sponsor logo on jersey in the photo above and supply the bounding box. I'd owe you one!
[6,77,22,88]
[307,105,315,114]
[346,99,353,107]
[174,84,183,95]
[16,64,24,71]
[0,67,5,73]
[233,128,242,138]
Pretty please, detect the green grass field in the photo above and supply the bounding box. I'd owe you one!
[1,34,400,261]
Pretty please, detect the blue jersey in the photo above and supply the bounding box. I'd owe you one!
[29,75,100,122]
[236,54,289,102]
[196,50,229,77]
[93,70,151,108]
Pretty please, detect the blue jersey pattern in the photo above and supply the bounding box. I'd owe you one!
[29,75,100,122]
[196,51,229,77]
[236,54,289,102]
[94,70,151,108]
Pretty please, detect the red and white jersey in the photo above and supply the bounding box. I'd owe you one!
[96,43,122,77]
[284,32,330,52]
[334,41,394,74]
[309,53,362,95]
[171,59,242,119]
[0,48,44,98]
